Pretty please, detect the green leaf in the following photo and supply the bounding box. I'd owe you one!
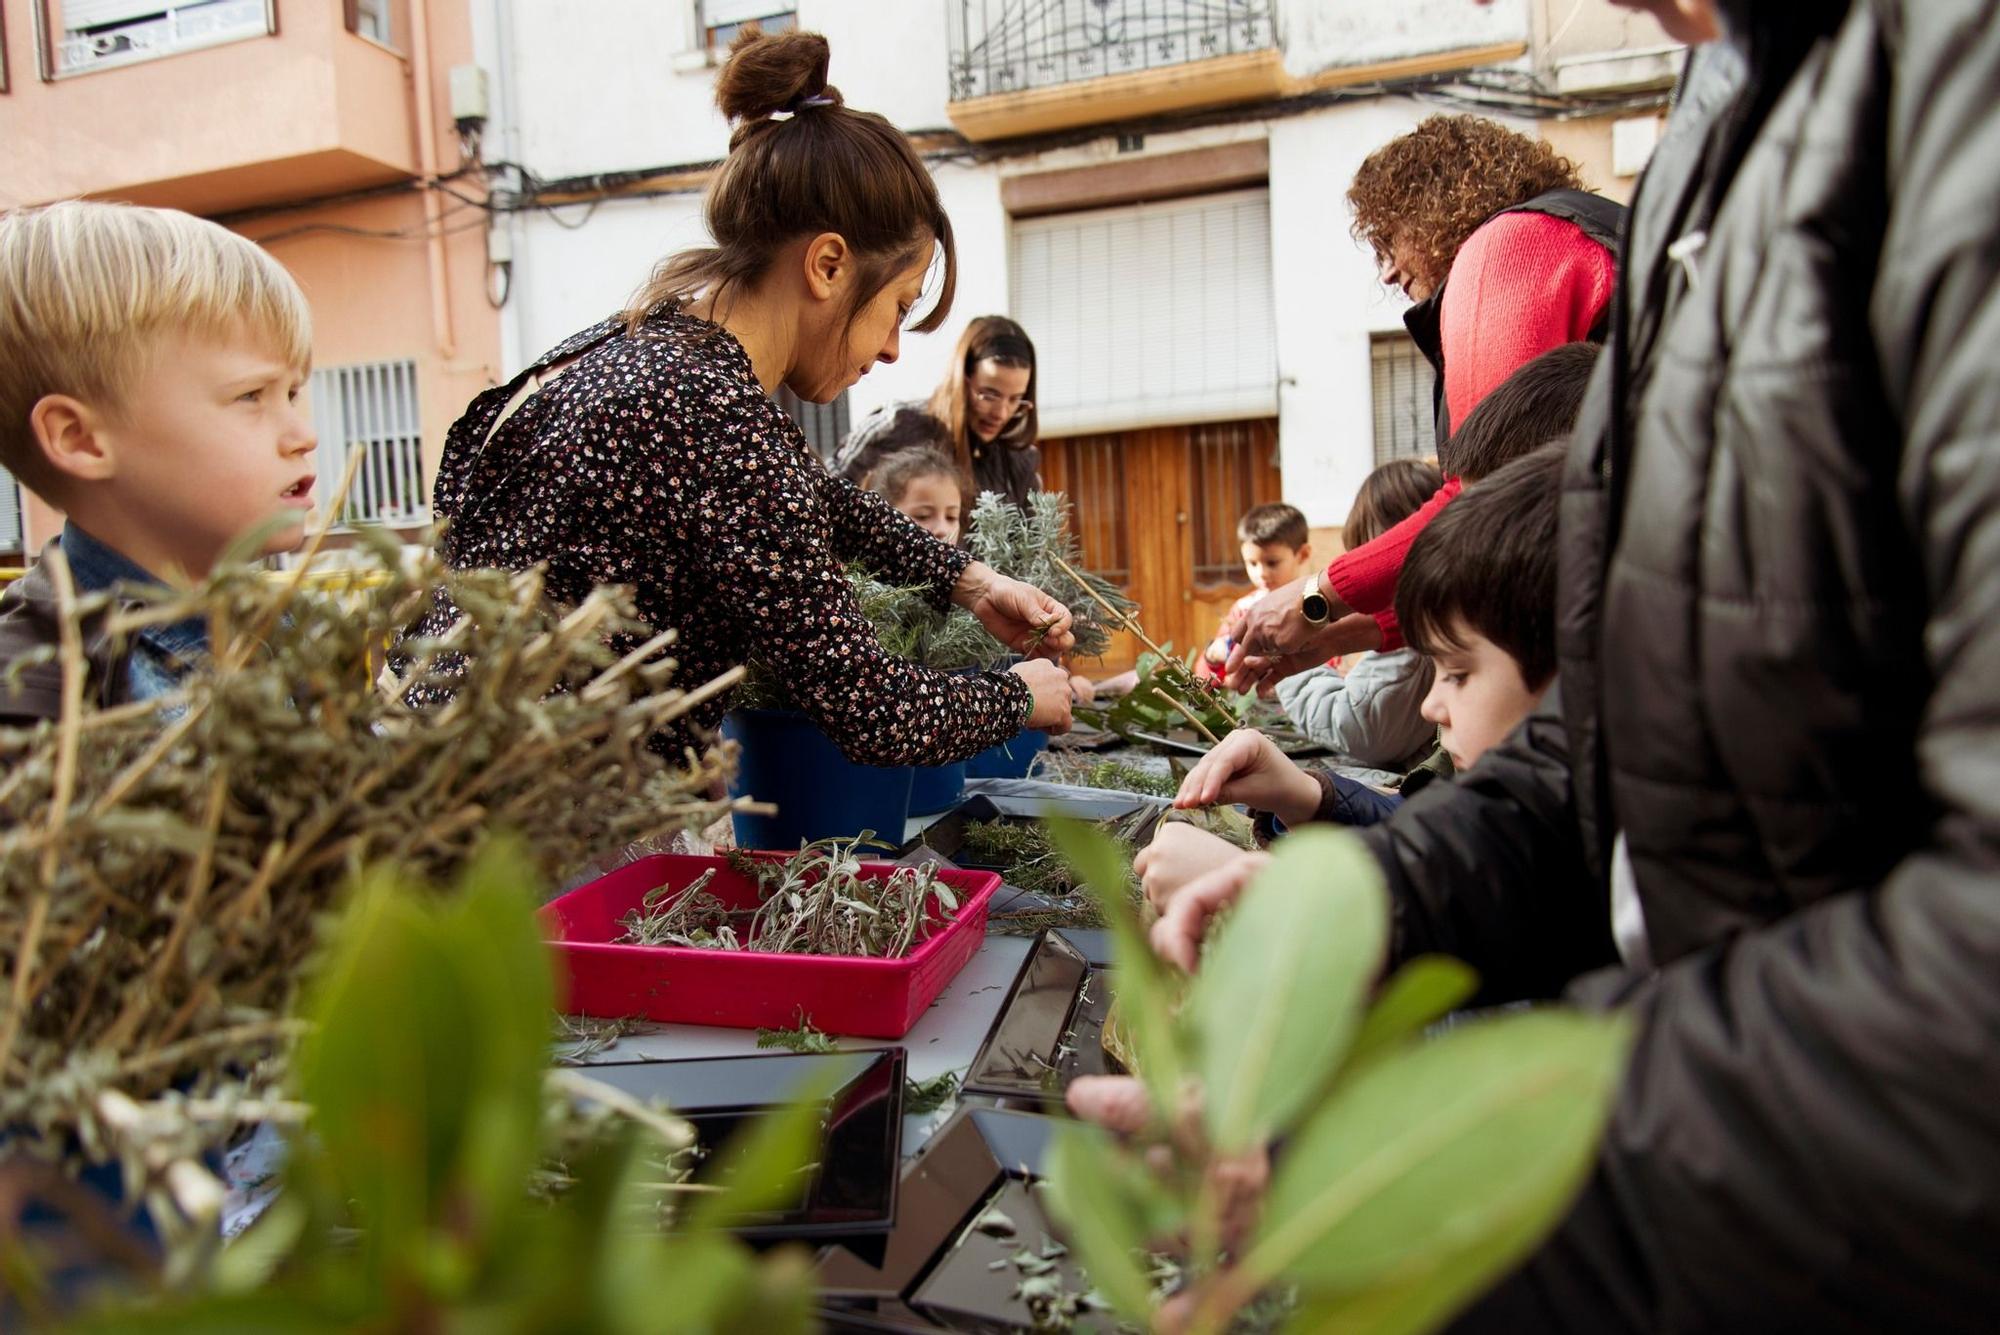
[292,836,554,1300]
[1041,1124,1162,1323]
[1340,956,1479,1074]
[1186,827,1388,1151]
[1046,819,1184,1117]
[687,1071,836,1232]
[1242,1011,1630,1323]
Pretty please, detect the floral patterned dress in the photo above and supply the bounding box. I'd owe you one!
[413,309,1031,766]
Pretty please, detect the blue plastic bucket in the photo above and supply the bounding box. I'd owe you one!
[909,760,968,815]
[722,709,914,849]
[965,727,1051,780]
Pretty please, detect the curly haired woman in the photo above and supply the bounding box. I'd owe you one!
[1228,115,1623,690]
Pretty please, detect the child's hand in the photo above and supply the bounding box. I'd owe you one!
[1175,728,1320,827]
[1067,673,1096,706]
[1150,850,1269,972]
[1134,822,1246,914]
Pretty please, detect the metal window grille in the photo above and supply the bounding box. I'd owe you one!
[1370,334,1438,466]
[309,360,429,529]
[776,387,850,466]
[702,0,796,49]
[948,0,1275,101]
[1055,433,1132,586]
[0,467,22,558]
[51,0,272,78]
[1188,419,1275,585]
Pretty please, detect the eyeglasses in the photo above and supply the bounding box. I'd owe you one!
[971,387,1033,418]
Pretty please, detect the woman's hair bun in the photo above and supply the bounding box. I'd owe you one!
[715,26,843,123]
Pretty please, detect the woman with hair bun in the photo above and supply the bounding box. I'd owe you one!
[414,27,1076,766]
[834,314,1043,509]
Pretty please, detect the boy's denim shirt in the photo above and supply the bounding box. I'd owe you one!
[60,524,209,706]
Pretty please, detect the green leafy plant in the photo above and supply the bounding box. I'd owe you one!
[41,840,819,1333]
[1093,648,1256,745]
[966,492,1138,662]
[1040,823,1630,1335]
[755,1011,837,1054]
[736,567,1006,710]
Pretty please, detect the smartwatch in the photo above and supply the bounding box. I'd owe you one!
[1300,573,1332,625]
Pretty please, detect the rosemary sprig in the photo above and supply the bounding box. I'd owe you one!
[755,1010,837,1053]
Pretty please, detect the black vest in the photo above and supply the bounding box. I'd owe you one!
[1403,188,1627,448]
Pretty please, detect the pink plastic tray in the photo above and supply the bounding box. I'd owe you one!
[541,853,1000,1039]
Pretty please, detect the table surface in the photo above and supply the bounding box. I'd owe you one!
[563,775,1180,1154]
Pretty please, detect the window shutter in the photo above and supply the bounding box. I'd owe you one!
[0,468,22,555]
[62,0,172,30]
[1369,334,1437,466]
[1011,187,1277,435]
[705,0,795,26]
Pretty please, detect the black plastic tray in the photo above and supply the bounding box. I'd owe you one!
[574,1048,904,1242]
[960,930,1122,1110]
[818,1106,1113,1333]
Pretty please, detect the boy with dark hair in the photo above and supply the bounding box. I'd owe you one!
[1196,502,1312,682]
[1143,445,1566,873]
[1442,341,1597,483]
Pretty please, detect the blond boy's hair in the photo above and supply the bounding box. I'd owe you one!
[0,200,312,491]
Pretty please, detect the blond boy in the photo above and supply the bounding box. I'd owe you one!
[0,201,316,724]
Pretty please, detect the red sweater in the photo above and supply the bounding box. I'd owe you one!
[1327,211,1614,649]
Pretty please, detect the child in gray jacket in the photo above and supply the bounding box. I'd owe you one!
[1275,458,1439,771]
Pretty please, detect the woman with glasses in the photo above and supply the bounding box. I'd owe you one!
[834,314,1042,510]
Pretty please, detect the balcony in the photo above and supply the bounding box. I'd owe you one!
[946,0,1282,140]
[1,0,416,215]
[47,0,272,79]
[944,0,1532,142]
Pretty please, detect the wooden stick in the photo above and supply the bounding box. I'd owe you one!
[1152,687,1223,746]
[1048,553,1176,663]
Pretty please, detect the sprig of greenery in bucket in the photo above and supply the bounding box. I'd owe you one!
[614,836,958,959]
[965,492,1137,663]
[1038,822,1632,1335]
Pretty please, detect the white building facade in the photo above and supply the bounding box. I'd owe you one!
[466,0,1668,659]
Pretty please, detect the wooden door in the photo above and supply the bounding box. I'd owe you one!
[1042,418,1282,676]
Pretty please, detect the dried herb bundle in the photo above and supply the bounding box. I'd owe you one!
[966,492,1137,662]
[616,836,959,959]
[0,527,750,1179]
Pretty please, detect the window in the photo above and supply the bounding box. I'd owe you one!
[345,0,394,47]
[776,387,850,466]
[702,0,796,51]
[0,466,23,561]
[1012,188,1279,435]
[308,360,429,529]
[1187,419,1279,586]
[1370,333,1438,466]
[47,0,273,79]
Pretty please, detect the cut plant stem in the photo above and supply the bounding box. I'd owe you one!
[1049,553,1173,662]
[1151,687,1223,746]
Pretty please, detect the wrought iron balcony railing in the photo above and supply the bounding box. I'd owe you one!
[947,0,1277,101]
